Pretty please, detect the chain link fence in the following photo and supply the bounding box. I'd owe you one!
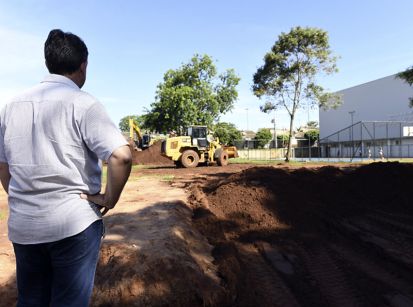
[232,139,321,161]
[232,134,413,162]
[319,121,413,161]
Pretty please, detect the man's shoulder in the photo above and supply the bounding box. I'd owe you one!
[8,83,43,103]
[0,84,41,115]
[73,90,101,112]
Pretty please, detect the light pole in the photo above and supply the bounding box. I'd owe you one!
[349,110,355,157]
[272,109,277,149]
[245,108,249,132]
[245,108,249,150]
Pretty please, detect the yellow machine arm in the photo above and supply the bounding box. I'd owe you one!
[129,118,143,143]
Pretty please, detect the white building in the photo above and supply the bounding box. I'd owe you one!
[319,74,413,158]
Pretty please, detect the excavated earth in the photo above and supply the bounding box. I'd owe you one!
[187,162,413,306]
[1,154,413,306]
[130,140,174,166]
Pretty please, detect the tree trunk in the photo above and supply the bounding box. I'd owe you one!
[285,113,295,162]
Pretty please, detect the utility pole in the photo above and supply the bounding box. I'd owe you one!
[245,108,249,150]
[273,109,277,149]
[245,108,249,132]
[307,101,311,160]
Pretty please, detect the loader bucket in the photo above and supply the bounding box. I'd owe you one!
[224,146,239,158]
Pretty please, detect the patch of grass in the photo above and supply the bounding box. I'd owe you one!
[230,158,357,166]
[230,158,413,167]
[135,174,176,181]
[230,158,281,165]
[0,209,7,221]
[160,175,175,182]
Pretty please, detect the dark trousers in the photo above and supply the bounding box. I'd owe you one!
[12,220,103,307]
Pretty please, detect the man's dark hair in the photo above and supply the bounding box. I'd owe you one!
[44,29,88,75]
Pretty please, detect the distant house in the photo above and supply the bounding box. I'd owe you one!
[241,130,256,140]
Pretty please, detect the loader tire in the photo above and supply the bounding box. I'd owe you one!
[181,150,199,168]
[217,150,229,166]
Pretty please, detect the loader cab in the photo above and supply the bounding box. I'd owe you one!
[188,126,208,148]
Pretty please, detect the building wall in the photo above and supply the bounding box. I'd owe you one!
[319,74,413,140]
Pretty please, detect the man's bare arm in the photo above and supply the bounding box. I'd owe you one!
[81,145,132,215]
[0,162,10,194]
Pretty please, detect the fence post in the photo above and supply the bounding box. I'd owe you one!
[399,123,403,159]
[360,121,363,162]
[386,122,389,160]
[373,122,376,160]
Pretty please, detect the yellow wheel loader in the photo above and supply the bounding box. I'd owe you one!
[161,125,238,168]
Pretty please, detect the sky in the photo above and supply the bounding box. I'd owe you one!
[0,0,412,132]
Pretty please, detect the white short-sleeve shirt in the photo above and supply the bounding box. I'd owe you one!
[0,74,128,244]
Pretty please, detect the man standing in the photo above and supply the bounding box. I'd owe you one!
[0,29,132,306]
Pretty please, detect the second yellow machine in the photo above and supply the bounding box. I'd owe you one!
[161,125,238,168]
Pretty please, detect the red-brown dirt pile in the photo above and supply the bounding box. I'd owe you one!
[91,202,227,306]
[130,140,174,166]
[190,162,413,306]
[2,162,413,306]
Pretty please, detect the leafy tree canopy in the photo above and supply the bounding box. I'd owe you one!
[144,54,240,134]
[254,128,273,148]
[213,122,242,146]
[119,115,147,132]
[304,129,319,143]
[277,134,289,141]
[306,120,319,128]
[397,66,413,107]
[253,26,340,161]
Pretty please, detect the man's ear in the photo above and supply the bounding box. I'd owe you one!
[80,61,87,74]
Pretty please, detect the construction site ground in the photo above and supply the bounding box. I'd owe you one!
[1,156,413,306]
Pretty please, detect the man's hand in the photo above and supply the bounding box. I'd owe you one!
[80,193,111,216]
[0,162,11,194]
[81,145,132,217]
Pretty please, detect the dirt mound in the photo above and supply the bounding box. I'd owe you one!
[2,162,413,306]
[130,140,174,166]
[189,162,413,306]
[92,203,227,306]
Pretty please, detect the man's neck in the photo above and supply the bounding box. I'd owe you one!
[63,73,82,88]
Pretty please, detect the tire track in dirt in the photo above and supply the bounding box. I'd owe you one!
[296,244,362,307]
[366,212,413,236]
[339,218,413,269]
[317,208,413,306]
[184,162,413,306]
[330,242,413,303]
[236,243,300,307]
[256,241,326,306]
[368,223,413,267]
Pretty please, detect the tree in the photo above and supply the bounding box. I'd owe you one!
[397,66,413,107]
[213,122,242,146]
[118,115,147,132]
[144,54,240,134]
[304,130,319,144]
[254,128,272,148]
[277,134,289,147]
[306,120,319,129]
[253,26,340,161]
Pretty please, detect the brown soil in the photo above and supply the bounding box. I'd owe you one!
[1,162,413,306]
[189,162,413,306]
[130,140,174,166]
